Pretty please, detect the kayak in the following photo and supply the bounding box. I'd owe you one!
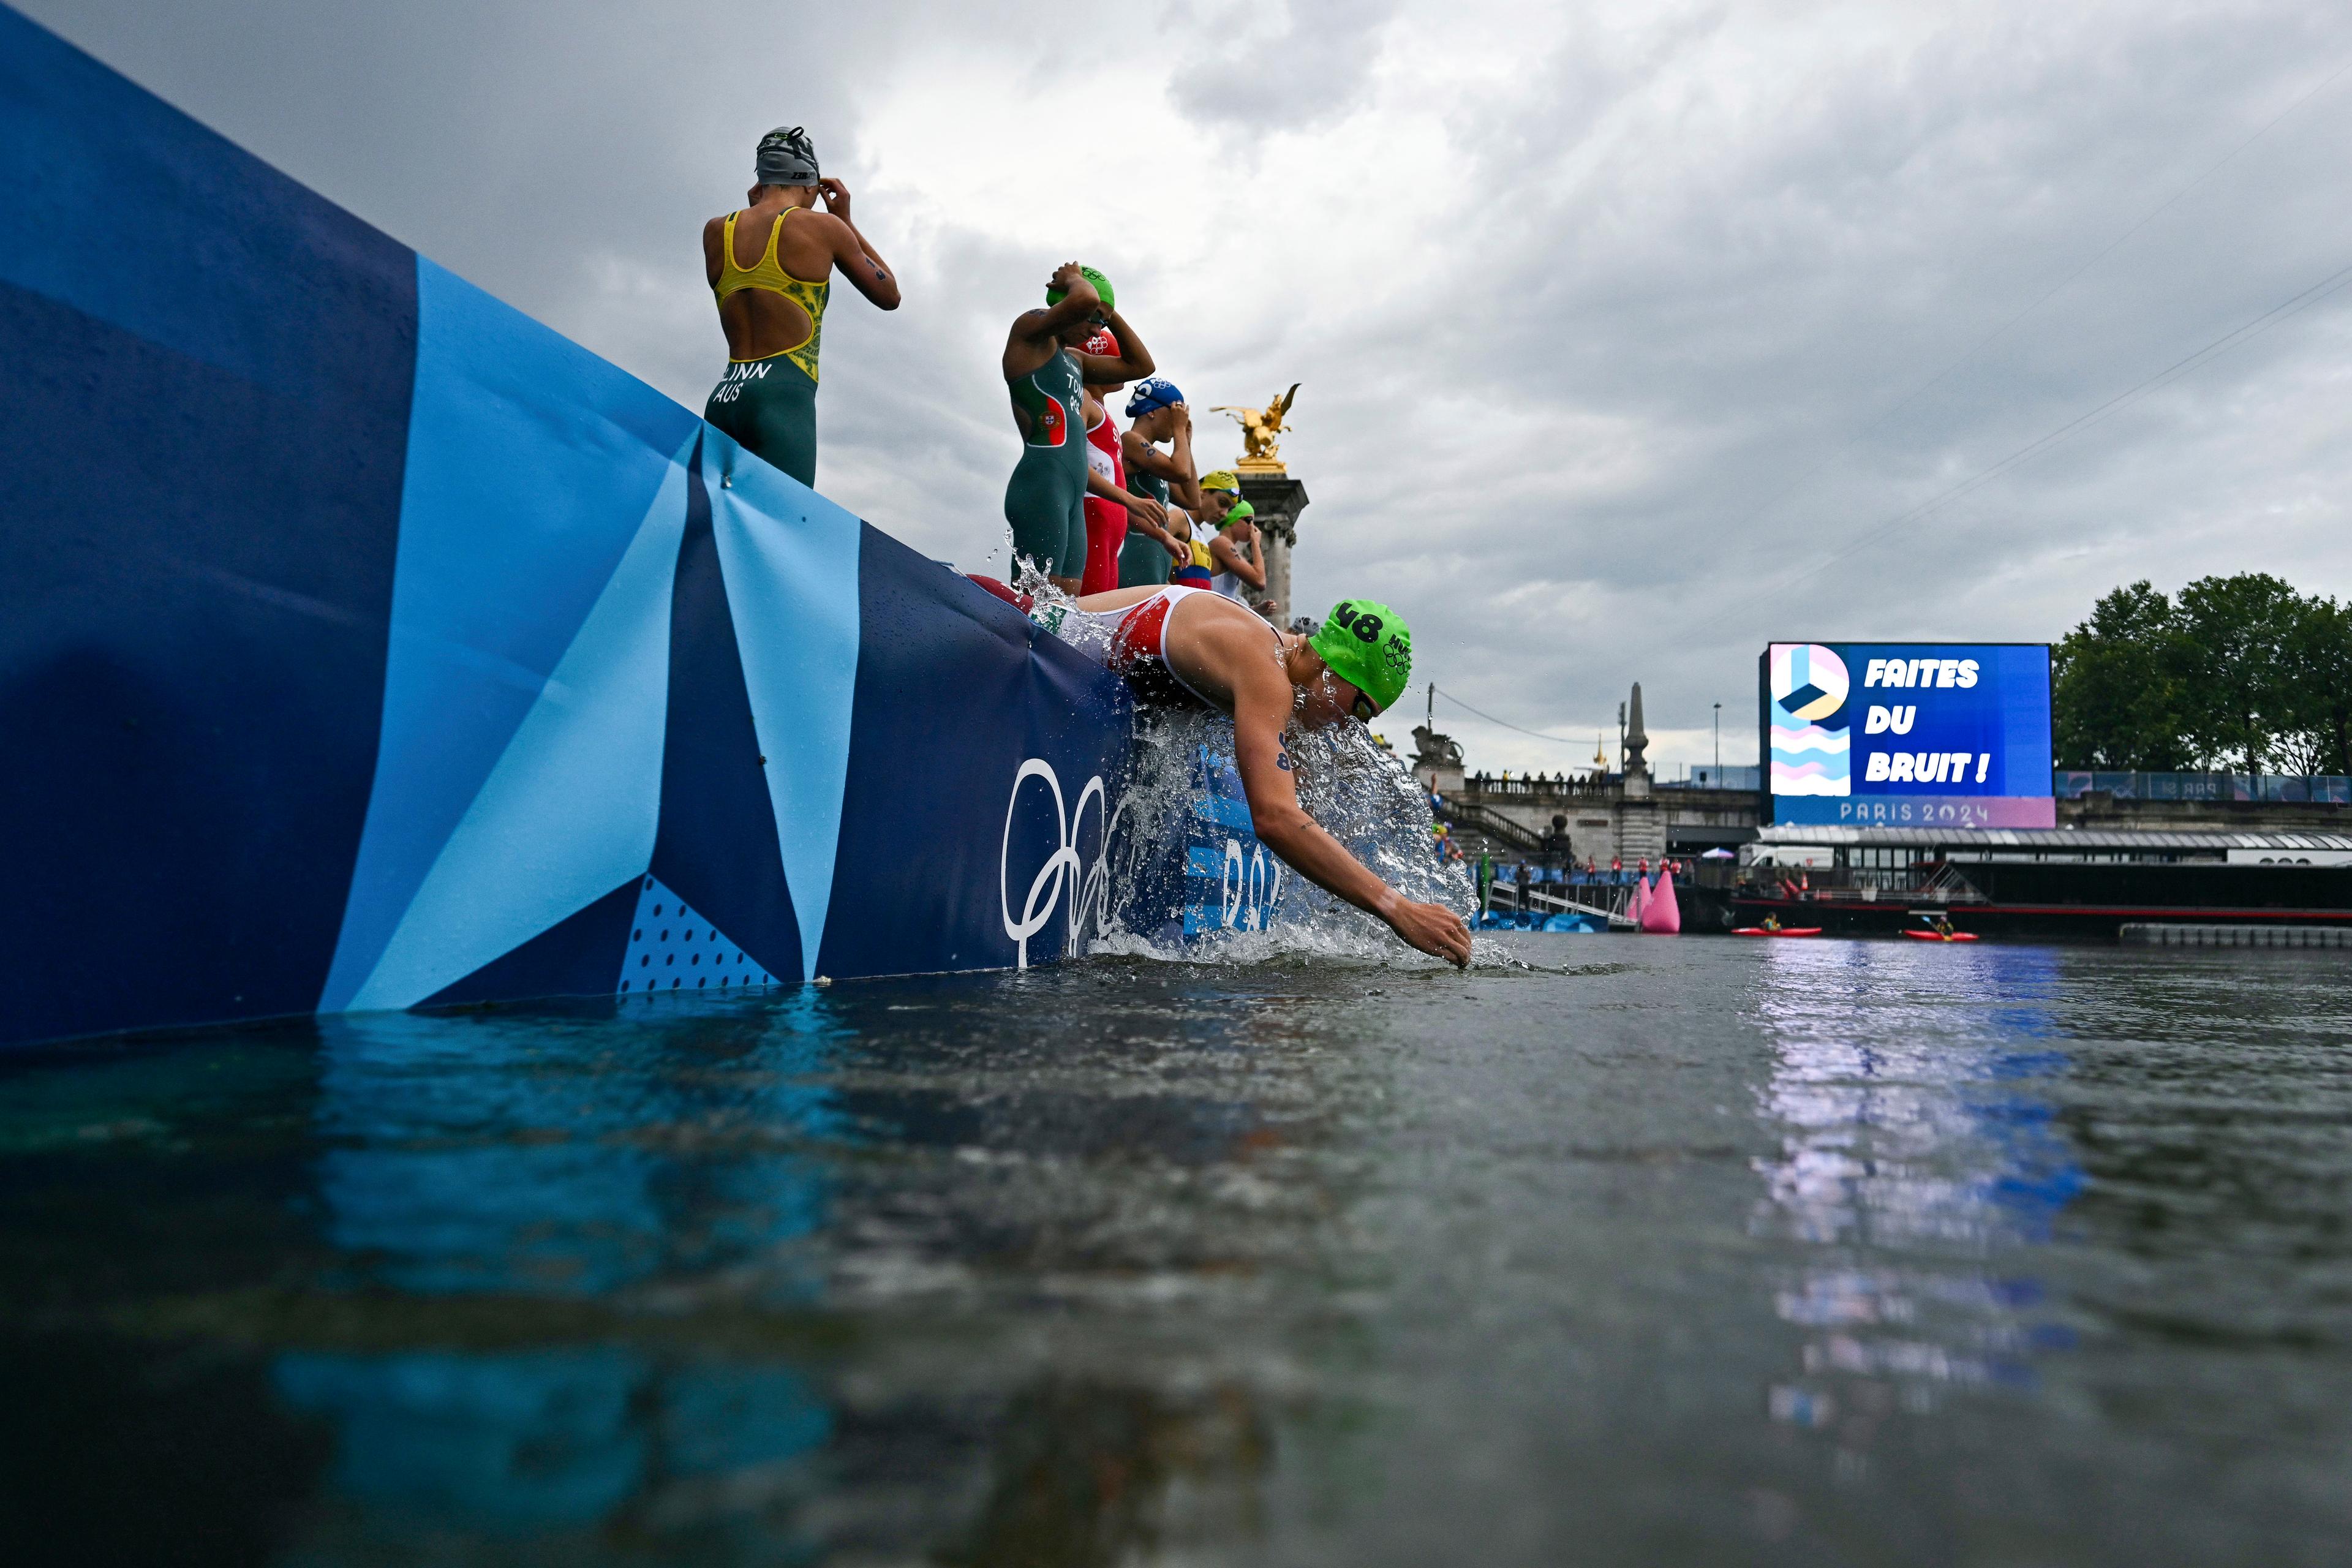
[1735,927,1822,937]
[1902,929,1979,942]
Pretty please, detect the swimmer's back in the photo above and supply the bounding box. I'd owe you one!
[1072,584,1287,715]
[703,205,851,362]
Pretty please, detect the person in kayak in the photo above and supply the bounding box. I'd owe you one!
[1117,379,1202,589]
[1027,586,1471,967]
[703,126,900,488]
[1002,264,1159,592]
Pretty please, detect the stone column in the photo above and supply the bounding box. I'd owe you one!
[1235,472,1308,620]
[1615,681,1666,865]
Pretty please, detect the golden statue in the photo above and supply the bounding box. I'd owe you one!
[1212,383,1300,471]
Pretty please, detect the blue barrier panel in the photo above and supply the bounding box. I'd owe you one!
[0,6,1265,1047]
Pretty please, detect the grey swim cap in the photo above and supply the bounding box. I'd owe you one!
[755,126,819,188]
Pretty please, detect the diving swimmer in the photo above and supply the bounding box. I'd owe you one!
[1027,584,1472,967]
[1002,264,1158,594]
[703,126,900,488]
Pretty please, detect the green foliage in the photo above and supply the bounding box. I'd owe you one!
[2052,574,2352,774]
[2052,581,2192,770]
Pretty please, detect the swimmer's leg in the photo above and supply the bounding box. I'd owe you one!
[1005,453,1082,590]
[1055,489,1090,593]
[704,355,818,488]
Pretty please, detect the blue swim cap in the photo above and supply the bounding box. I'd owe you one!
[1125,378,1183,419]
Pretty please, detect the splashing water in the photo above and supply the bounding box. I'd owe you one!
[1092,701,1487,968]
[1011,575,1494,969]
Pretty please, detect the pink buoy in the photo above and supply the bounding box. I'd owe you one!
[1640,865,1682,934]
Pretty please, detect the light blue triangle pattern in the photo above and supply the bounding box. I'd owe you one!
[700,431,862,984]
[320,258,700,1012]
[344,447,692,1011]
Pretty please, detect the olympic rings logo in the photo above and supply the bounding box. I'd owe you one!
[1000,758,1123,969]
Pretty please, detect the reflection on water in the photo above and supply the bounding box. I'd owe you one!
[4,943,2351,1565]
[1752,942,2084,1465]
[232,977,1306,1562]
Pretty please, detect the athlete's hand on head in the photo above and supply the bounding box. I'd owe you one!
[815,178,852,219]
[1387,897,1472,968]
[1050,262,1086,294]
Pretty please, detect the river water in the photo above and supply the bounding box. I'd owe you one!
[3,935,2348,1566]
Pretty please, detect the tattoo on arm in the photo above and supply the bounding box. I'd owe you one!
[1276,748,1292,772]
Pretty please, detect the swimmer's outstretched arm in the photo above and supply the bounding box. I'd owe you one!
[1225,651,1472,967]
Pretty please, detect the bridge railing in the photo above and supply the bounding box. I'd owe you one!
[2057,771,2351,804]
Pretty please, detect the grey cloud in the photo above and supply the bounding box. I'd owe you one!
[1166,0,1399,130]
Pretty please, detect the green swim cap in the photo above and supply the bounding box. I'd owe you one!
[1046,265,1114,311]
[1220,500,1254,529]
[1310,599,1412,715]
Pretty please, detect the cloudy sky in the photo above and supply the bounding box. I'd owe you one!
[27,0,2352,774]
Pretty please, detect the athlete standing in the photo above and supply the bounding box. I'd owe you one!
[1207,500,1270,608]
[1117,379,1202,589]
[702,127,900,488]
[1001,264,1159,593]
[1079,329,1134,595]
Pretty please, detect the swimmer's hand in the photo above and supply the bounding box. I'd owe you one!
[1126,496,1167,530]
[1049,262,1095,304]
[1379,888,1472,967]
[816,177,853,221]
[1164,535,1188,564]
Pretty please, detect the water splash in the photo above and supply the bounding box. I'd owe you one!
[1094,703,1482,968]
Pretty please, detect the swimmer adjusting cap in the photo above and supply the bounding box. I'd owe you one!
[1310,600,1412,715]
[1046,265,1115,311]
[1125,378,1183,418]
[755,126,819,187]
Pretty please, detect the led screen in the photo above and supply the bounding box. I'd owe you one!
[1760,643,2054,828]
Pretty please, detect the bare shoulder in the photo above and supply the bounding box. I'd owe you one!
[1186,594,1283,659]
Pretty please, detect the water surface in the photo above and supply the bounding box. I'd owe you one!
[2,937,2348,1565]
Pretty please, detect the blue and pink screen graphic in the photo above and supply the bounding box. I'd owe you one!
[1763,643,2054,828]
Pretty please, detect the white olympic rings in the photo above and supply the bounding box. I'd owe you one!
[1000,758,1121,968]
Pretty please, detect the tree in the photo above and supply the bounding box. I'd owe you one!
[2055,574,2349,777]
[2283,595,2352,778]
[2173,573,2303,774]
[2051,581,2192,769]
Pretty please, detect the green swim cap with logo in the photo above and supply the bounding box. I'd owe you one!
[1219,500,1254,529]
[1046,265,1115,312]
[1309,599,1412,715]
